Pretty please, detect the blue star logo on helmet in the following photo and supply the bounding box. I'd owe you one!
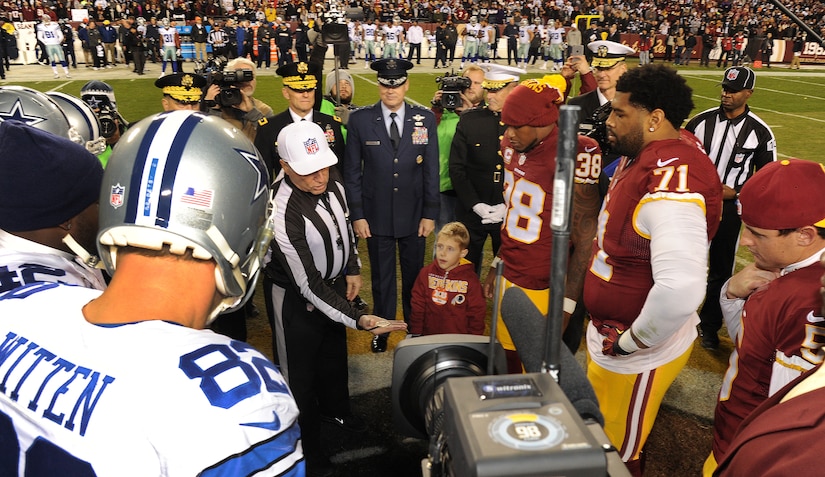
[238,149,268,203]
[0,98,47,126]
[83,96,102,110]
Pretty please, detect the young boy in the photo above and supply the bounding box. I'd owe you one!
[409,222,486,336]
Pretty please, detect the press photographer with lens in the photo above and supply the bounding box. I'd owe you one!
[202,57,273,142]
[429,65,485,236]
[80,80,129,168]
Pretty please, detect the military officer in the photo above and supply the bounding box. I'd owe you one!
[255,60,345,179]
[155,72,207,111]
[343,58,440,353]
[449,63,525,275]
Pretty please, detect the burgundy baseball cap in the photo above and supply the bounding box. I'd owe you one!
[738,159,825,230]
[501,77,565,128]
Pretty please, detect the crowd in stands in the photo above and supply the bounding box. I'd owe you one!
[2,0,824,40]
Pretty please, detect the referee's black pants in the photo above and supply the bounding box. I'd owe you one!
[699,200,741,337]
[269,279,351,460]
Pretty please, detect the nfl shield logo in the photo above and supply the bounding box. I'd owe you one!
[110,183,125,209]
[304,138,319,155]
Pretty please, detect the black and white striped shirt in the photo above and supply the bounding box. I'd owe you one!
[207,29,228,47]
[267,168,361,328]
[685,105,776,190]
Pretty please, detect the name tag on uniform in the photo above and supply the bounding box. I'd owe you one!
[366,140,381,146]
[412,127,429,145]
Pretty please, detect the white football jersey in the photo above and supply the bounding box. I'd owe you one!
[363,23,376,40]
[0,284,303,477]
[549,26,565,44]
[464,22,480,40]
[159,26,177,47]
[0,230,106,292]
[382,24,402,43]
[37,22,63,45]
[518,24,531,43]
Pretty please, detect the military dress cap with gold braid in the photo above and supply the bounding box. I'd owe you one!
[480,64,526,91]
[371,58,414,87]
[587,40,636,68]
[277,61,320,91]
[154,73,207,104]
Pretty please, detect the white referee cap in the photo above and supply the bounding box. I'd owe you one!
[277,122,338,176]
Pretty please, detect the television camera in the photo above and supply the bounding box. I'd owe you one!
[196,56,254,108]
[435,72,472,111]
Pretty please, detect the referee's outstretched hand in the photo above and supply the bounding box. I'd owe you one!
[358,315,408,335]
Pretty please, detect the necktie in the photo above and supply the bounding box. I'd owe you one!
[389,112,400,150]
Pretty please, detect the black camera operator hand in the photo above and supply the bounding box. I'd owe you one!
[431,89,474,113]
[203,83,256,113]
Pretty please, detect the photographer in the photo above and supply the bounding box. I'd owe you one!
[202,57,273,143]
[80,80,129,168]
[430,65,485,232]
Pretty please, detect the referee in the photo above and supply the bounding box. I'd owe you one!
[685,66,777,350]
[207,20,229,58]
[266,121,406,476]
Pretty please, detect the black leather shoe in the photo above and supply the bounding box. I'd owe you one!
[698,327,719,350]
[321,413,367,433]
[371,334,388,353]
[351,295,368,312]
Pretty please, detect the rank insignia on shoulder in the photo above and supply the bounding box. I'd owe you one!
[333,115,342,122]
[258,117,268,126]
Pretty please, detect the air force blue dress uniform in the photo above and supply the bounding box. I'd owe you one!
[343,59,439,351]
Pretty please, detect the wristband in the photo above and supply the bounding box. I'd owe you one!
[563,297,577,314]
[616,329,640,354]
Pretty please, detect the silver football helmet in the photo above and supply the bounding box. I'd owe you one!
[161,17,170,28]
[520,19,528,26]
[0,86,73,139]
[97,111,274,322]
[470,16,478,23]
[47,92,107,155]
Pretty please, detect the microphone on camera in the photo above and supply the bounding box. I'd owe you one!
[501,286,604,426]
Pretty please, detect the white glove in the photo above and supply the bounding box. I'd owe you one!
[472,203,495,219]
[482,203,507,224]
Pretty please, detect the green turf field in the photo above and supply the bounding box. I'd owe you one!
[17,66,825,165]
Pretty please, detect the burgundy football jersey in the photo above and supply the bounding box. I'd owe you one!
[499,130,601,290]
[584,134,723,328]
[713,264,825,458]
